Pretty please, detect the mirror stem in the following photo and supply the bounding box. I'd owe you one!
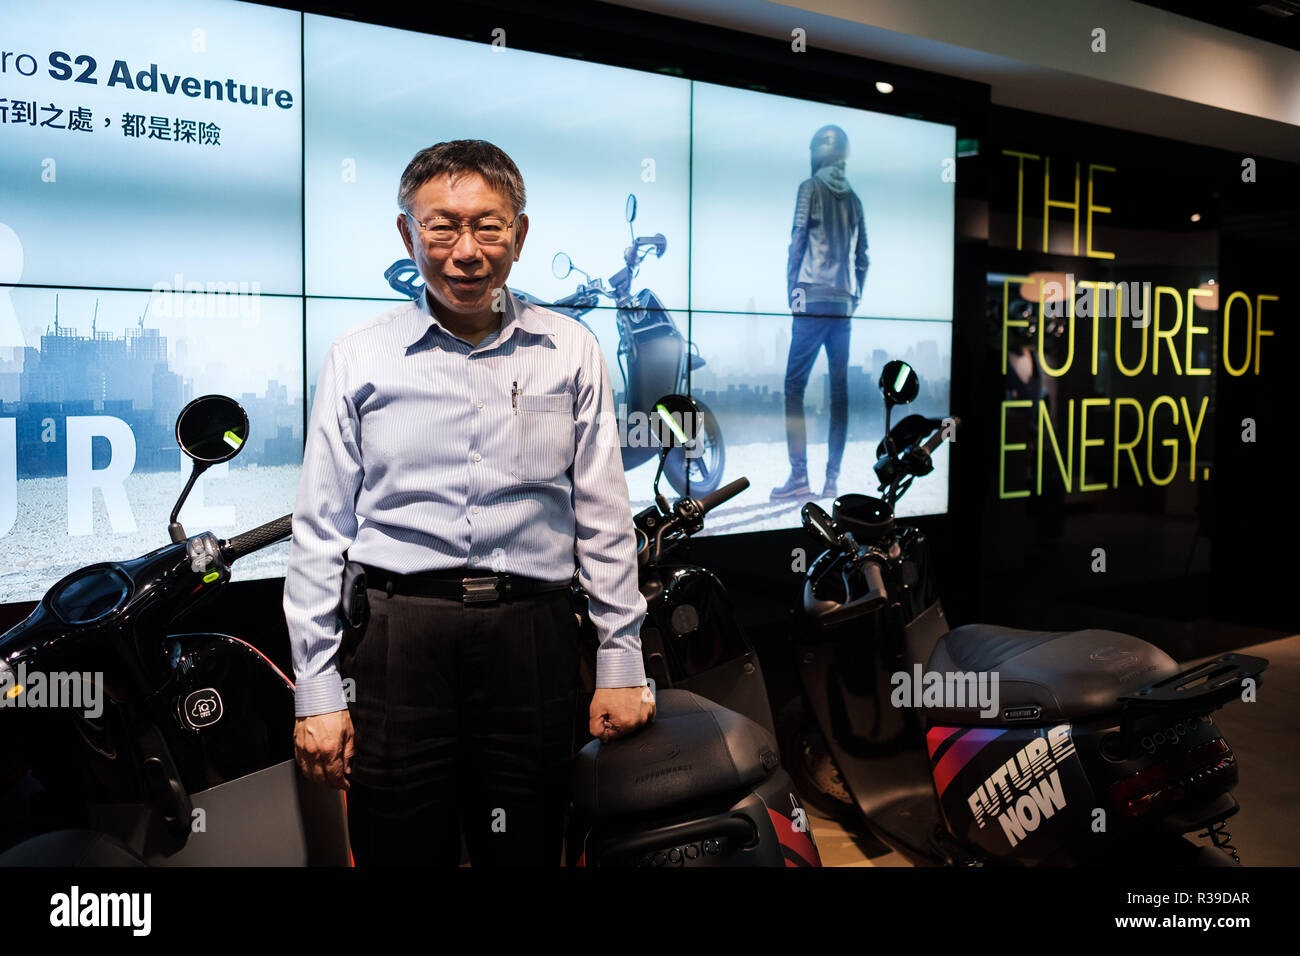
[169,461,210,542]
[652,447,669,512]
[883,402,902,510]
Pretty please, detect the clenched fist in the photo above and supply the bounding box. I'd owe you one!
[294,709,354,790]
[589,685,655,743]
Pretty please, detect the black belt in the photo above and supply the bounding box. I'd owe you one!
[361,564,572,604]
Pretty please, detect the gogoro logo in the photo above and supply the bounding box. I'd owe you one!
[637,740,681,762]
[1089,646,1140,668]
[1089,645,1157,682]
[183,688,222,729]
[638,839,724,867]
[1140,714,1212,754]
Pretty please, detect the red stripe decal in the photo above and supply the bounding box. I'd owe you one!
[931,728,1006,798]
[223,634,295,688]
[926,724,963,758]
[768,808,822,867]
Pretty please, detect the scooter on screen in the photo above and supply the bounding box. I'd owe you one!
[777,360,1267,866]
[566,394,820,867]
[385,192,726,497]
[0,395,349,866]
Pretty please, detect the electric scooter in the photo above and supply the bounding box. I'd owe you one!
[0,395,350,866]
[780,360,1268,866]
[385,193,726,495]
[567,395,820,867]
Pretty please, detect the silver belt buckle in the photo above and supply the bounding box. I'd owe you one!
[462,575,499,604]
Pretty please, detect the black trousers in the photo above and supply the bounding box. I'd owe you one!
[339,585,581,867]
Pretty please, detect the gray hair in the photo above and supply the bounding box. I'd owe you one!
[396,139,527,220]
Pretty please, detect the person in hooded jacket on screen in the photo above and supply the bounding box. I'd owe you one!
[772,124,869,501]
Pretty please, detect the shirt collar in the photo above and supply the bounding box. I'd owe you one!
[409,284,554,350]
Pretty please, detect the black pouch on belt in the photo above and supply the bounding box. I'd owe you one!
[339,558,370,656]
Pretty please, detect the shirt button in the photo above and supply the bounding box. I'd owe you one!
[476,400,484,409]
[472,452,481,462]
[471,506,480,514]
[470,556,478,564]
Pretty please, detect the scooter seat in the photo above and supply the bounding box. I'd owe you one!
[925,623,1180,724]
[571,689,781,820]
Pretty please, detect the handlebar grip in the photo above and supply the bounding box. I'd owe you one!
[222,514,293,563]
[696,477,749,513]
[860,558,887,604]
[820,557,888,627]
[922,416,960,454]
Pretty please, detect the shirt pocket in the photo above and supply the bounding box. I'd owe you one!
[511,390,575,483]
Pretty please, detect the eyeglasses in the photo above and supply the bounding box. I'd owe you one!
[406,212,519,246]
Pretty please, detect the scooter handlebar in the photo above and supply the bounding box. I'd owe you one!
[695,477,749,514]
[641,233,667,257]
[221,514,293,563]
[920,416,960,455]
[820,555,888,627]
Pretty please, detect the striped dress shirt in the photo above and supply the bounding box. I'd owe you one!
[283,286,648,717]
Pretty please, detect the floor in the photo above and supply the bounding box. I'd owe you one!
[806,632,1300,866]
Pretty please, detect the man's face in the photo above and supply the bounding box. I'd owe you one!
[397,171,529,322]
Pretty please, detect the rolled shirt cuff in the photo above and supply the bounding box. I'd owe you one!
[595,646,647,689]
[293,670,350,718]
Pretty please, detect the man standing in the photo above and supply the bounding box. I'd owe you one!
[772,124,869,501]
[284,140,653,867]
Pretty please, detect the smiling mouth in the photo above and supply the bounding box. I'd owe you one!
[448,275,489,291]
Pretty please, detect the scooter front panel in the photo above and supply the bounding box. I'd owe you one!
[160,632,296,792]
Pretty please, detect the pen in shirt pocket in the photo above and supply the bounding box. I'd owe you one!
[512,380,518,414]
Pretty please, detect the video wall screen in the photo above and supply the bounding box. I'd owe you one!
[1,0,954,602]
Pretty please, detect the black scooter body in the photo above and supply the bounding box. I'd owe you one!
[566,422,820,867]
[569,689,819,868]
[930,708,1239,865]
[639,561,775,739]
[790,364,1267,866]
[1,541,350,866]
[798,517,1263,865]
[1,394,351,867]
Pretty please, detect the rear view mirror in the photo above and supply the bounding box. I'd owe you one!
[552,252,573,280]
[169,395,248,543]
[625,193,638,224]
[648,393,700,507]
[879,360,919,407]
[801,503,840,548]
[176,395,249,464]
[649,394,701,449]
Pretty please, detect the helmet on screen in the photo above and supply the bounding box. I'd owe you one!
[809,125,849,174]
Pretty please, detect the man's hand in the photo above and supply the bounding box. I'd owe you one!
[589,686,655,743]
[294,709,354,790]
